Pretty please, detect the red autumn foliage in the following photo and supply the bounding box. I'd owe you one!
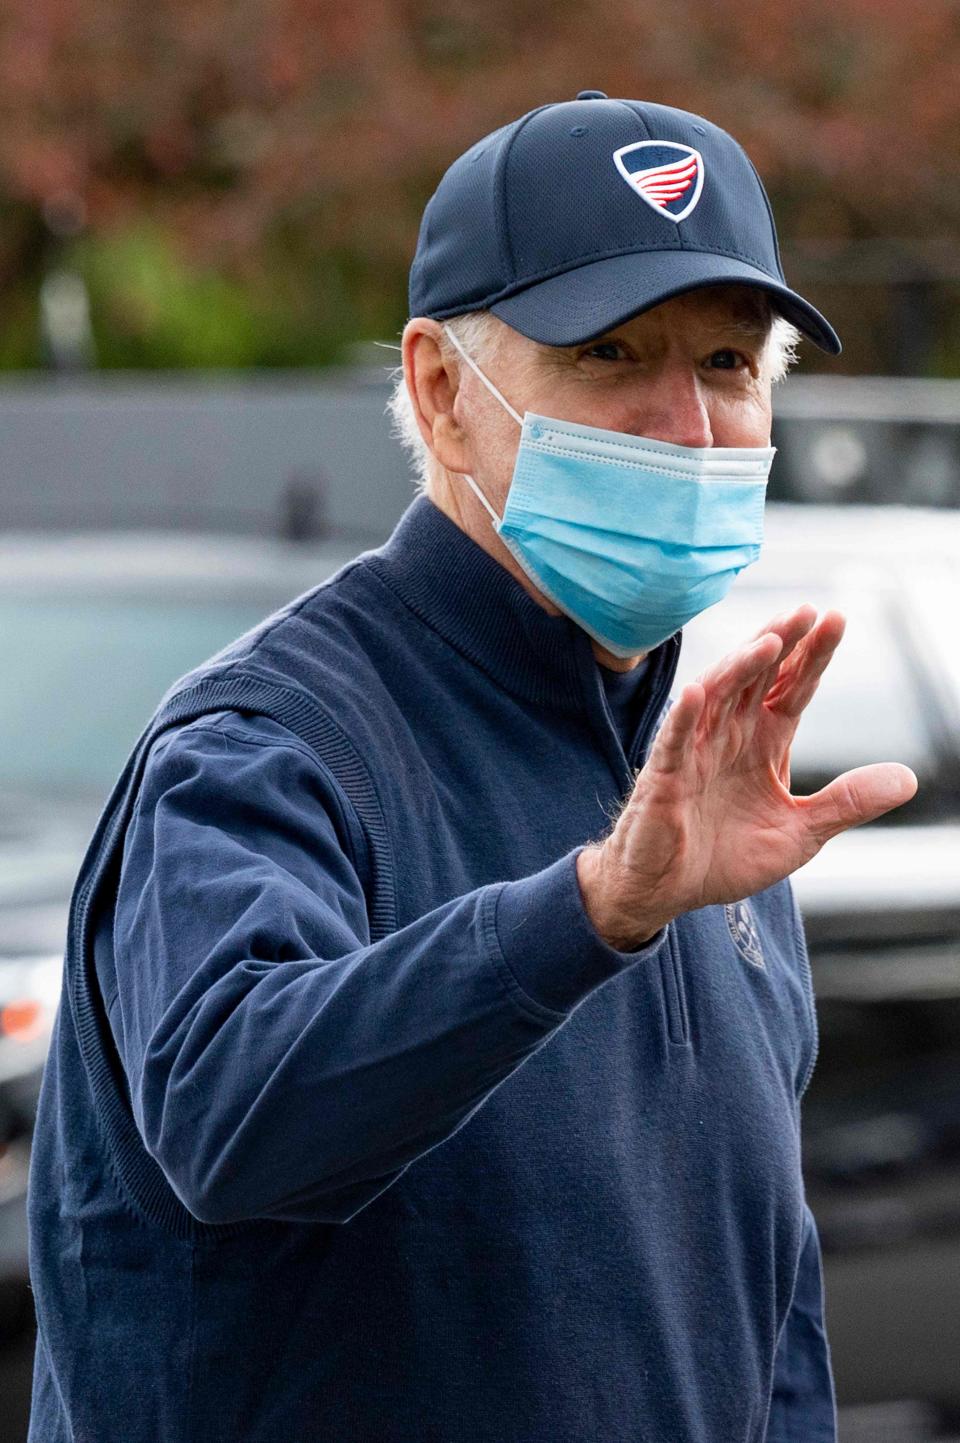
[0,0,956,367]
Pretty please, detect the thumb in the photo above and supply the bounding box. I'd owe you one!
[801,763,918,846]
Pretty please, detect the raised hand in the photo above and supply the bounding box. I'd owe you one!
[576,604,918,951]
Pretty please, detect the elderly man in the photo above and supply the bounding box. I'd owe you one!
[28,94,916,1443]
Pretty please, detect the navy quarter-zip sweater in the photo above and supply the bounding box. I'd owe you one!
[27,494,836,1442]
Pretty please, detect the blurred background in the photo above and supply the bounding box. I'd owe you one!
[1,1,959,1439]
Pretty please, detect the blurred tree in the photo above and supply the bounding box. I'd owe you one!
[0,0,956,371]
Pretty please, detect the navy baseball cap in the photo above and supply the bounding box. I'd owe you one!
[409,92,841,354]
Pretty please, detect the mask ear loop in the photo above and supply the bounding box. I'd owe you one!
[444,326,524,425]
[457,467,503,527]
[442,325,524,528]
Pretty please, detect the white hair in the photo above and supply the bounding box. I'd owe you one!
[386,303,801,494]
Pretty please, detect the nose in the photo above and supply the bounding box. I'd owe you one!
[627,365,714,448]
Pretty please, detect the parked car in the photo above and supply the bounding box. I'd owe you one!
[0,529,357,1304]
[3,504,960,1431]
[674,501,960,1425]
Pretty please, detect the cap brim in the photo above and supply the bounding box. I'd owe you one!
[489,250,841,355]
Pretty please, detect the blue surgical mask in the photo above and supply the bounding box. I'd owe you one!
[445,327,775,659]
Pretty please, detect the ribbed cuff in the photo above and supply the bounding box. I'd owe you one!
[494,847,668,1014]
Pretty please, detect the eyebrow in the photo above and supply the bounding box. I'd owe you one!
[544,306,775,360]
[565,316,772,349]
[719,317,772,339]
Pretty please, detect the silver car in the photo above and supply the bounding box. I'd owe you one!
[0,530,357,1288]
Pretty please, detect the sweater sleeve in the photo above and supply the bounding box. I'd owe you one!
[110,711,667,1226]
[764,1202,838,1443]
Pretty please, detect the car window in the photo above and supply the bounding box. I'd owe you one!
[0,596,274,794]
[674,585,939,803]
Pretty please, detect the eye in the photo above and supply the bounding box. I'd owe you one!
[581,340,630,362]
[706,348,746,370]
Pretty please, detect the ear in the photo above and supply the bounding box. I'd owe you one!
[402,318,472,475]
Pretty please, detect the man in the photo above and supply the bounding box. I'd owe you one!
[27,93,916,1442]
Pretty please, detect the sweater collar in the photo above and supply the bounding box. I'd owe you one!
[367,494,681,712]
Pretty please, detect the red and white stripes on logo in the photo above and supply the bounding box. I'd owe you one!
[631,154,699,209]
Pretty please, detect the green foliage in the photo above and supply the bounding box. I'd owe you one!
[0,224,410,370]
[0,288,43,370]
[78,226,264,368]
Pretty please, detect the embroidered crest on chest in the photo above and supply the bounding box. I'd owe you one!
[725,900,766,969]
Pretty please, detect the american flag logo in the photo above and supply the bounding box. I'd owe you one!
[613,141,705,223]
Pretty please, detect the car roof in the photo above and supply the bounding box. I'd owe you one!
[747,502,960,575]
[0,529,364,599]
[3,500,958,577]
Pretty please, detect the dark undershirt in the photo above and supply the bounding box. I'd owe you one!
[598,655,651,753]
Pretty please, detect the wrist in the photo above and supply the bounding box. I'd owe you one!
[575,845,666,952]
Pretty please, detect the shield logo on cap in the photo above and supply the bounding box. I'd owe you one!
[613,141,704,223]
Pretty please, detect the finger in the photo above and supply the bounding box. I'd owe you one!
[766,610,846,720]
[700,634,783,739]
[800,762,918,846]
[646,682,705,776]
[736,607,822,715]
[701,607,817,727]
[750,601,818,646]
[744,611,843,788]
[698,632,784,719]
